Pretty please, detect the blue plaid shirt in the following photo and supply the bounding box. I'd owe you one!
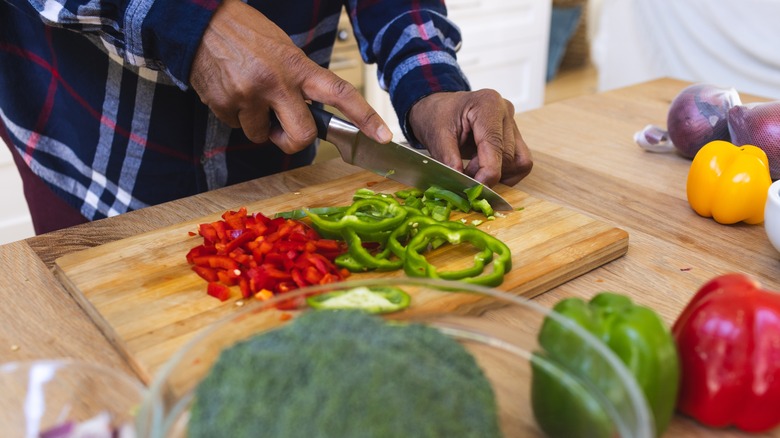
[0,0,468,220]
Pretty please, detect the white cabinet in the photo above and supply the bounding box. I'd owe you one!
[364,0,551,138]
[0,142,34,244]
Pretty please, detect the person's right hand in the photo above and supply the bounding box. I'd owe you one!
[190,0,391,153]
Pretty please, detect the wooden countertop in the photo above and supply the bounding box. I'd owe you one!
[2,78,778,437]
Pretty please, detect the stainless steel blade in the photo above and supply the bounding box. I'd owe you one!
[320,110,513,211]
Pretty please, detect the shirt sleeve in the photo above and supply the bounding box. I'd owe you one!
[347,0,471,144]
[13,0,220,88]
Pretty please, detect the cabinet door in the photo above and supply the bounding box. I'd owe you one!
[330,10,364,92]
[363,0,551,139]
[461,40,547,113]
[447,0,550,40]
[0,144,34,244]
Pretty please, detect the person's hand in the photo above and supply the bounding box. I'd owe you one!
[189,0,391,153]
[408,90,533,187]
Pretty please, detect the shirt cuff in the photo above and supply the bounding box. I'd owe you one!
[140,0,221,89]
[389,59,470,148]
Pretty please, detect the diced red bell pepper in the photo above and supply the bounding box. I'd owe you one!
[192,255,239,271]
[207,282,231,302]
[192,265,219,282]
[211,220,228,242]
[187,208,350,302]
[198,223,219,244]
[223,229,258,254]
[238,276,251,299]
[302,265,323,285]
[186,244,217,264]
[222,207,248,230]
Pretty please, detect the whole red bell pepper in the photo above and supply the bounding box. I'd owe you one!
[672,273,780,433]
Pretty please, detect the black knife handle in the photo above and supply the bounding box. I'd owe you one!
[307,104,333,140]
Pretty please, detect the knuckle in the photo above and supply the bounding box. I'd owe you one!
[329,78,359,100]
[290,126,317,146]
[504,99,516,114]
[251,67,279,94]
[483,130,504,149]
[247,130,269,144]
[357,110,383,130]
[474,88,502,102]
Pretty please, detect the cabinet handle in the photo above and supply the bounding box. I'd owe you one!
[337,29,350,42]
[448,0,481,10]
[330,56,359,70]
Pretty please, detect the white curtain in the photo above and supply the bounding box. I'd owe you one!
[591,0,780,99]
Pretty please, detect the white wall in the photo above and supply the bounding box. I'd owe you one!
[0,140,34,244]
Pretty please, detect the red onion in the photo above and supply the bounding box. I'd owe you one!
[728,101,780,180]
[666,84,741,158]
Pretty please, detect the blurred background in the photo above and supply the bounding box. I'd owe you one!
[3,0,778,244]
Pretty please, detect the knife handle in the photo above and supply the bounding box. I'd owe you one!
[308,104,333,141]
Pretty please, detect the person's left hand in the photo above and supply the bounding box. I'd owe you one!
[407,90,533,187]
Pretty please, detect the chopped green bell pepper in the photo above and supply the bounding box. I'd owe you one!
[532,292,680,437]
[273,206,348,220]
[463,184,484,202]
[424,185,471,213]
[341,228,402,271]
[305,198,407,234]
[306,285,411,314]
[402,224,511,287]
[394,188,424,199]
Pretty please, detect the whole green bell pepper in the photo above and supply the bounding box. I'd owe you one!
[532,292,680,437]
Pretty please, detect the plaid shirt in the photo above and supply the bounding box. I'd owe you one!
[0,0,468,220]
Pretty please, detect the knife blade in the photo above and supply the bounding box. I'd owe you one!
[308,104,513,211]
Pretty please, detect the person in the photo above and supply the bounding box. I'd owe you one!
[0,0,533,235]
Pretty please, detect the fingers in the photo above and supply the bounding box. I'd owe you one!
[190,1,388,154]
[500,122,533,187]
[457,92,533,187]
[465,90,507,186]
[268,97,317,153]
[306,72,392,144]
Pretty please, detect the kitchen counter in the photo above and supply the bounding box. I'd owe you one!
[2,78,778,437]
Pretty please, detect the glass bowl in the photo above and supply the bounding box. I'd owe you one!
[0,359,146,437]
[136,278,654,438]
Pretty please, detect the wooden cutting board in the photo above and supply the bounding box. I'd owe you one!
[54,172,628,383]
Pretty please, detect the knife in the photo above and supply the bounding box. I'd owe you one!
[308,104,513,211]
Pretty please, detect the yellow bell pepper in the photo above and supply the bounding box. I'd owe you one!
[686,140,772,225]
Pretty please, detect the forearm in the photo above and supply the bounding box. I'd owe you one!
[347,0,470,140]
[6,0,220,87]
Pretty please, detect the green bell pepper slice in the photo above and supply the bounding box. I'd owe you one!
[341,228,402,272]
[532,292,680,438]
[334,253,368,272]
[386,215,463,259]
[471,198,494,217]
[463,184,484,202]
[306,286,411,314]
[394,188,424,199]
[305,198,407,234]
[424,185,471,213]
[273,206,348,220]
[402,224,511,287]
